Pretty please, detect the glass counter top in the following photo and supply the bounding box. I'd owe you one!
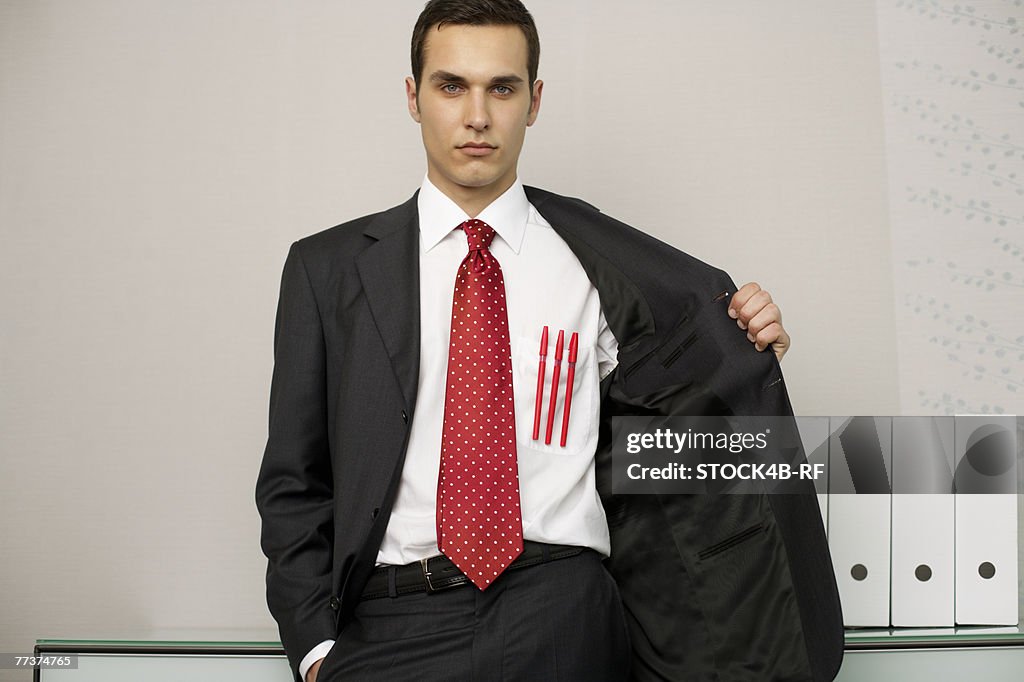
[844,625,1024,649]
[37,625,1024,651]
[36,629,284,652]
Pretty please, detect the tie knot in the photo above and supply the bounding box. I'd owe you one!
[460,219,496,251]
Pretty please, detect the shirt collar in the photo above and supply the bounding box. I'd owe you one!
[417,175,529,254]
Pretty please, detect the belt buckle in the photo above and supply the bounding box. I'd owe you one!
[420,556,459,593]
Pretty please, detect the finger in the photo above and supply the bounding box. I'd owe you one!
[736,290,773,330]
[728,282,761,319]
[748,320,781,347]
[744,303,781,338]
[753,323,790,358]
[772,324,791,361]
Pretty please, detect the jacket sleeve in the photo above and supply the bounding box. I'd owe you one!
[255,241,337,682]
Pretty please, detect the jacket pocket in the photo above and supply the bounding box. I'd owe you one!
[689,499,812,680]
[696,523,765,560]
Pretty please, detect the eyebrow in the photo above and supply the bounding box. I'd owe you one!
[428,70,525,86]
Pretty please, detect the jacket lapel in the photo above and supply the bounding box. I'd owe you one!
[355,193,421,413]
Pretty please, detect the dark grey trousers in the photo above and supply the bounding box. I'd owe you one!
[317,549,632,681]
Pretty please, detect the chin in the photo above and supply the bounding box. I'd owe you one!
[453,173,502,190]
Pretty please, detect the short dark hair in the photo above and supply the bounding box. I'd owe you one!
[411,0,540,90]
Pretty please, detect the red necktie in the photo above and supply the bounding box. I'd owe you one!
[437,219,524,589]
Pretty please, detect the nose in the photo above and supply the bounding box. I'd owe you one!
[464,89,490,131]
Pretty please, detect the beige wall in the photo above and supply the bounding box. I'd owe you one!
[0,2,909,678]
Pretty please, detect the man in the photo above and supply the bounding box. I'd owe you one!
[256,2,843,681]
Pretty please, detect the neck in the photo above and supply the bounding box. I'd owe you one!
[428,172,516,218]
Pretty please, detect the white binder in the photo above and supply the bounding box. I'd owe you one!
[954,415,1018,625]
[827,416,892,627]
[890,417,955,626]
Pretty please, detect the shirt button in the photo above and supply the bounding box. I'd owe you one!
[370,507,380,520]
[328,596,340,610]
[401,410,408,424]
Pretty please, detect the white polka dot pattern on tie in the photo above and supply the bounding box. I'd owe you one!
[437,219,524,589]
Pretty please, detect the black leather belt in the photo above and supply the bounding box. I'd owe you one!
[361,542,587,600]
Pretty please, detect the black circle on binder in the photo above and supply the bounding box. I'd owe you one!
[851,564,868,581]
[979,562,996,579]
[915,564,932,582]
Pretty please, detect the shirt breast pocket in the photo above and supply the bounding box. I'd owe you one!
[513,334,595,457]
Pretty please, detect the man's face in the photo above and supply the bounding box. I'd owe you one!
[406,24,542,207]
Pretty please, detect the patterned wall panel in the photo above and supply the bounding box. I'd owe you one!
[876,0,1023,415]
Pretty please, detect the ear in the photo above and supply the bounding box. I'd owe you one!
[526,79,543,127]
[405,76,421,123]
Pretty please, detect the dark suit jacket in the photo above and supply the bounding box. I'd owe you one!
[256,186,845,681]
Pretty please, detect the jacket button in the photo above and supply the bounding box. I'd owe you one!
[328,596,340,610]
[401,410,408,424]
[370,507,380,520]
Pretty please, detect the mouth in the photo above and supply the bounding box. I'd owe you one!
[458,142,496,157]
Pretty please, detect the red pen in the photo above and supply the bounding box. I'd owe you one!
[559,332,578,447]
[544,330,564,445]
[532,326,548,440]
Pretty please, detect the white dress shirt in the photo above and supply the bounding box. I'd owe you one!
[300,177,620,679]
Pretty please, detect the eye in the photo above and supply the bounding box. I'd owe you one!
[442,83,463,94]
[493,85,512,96]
